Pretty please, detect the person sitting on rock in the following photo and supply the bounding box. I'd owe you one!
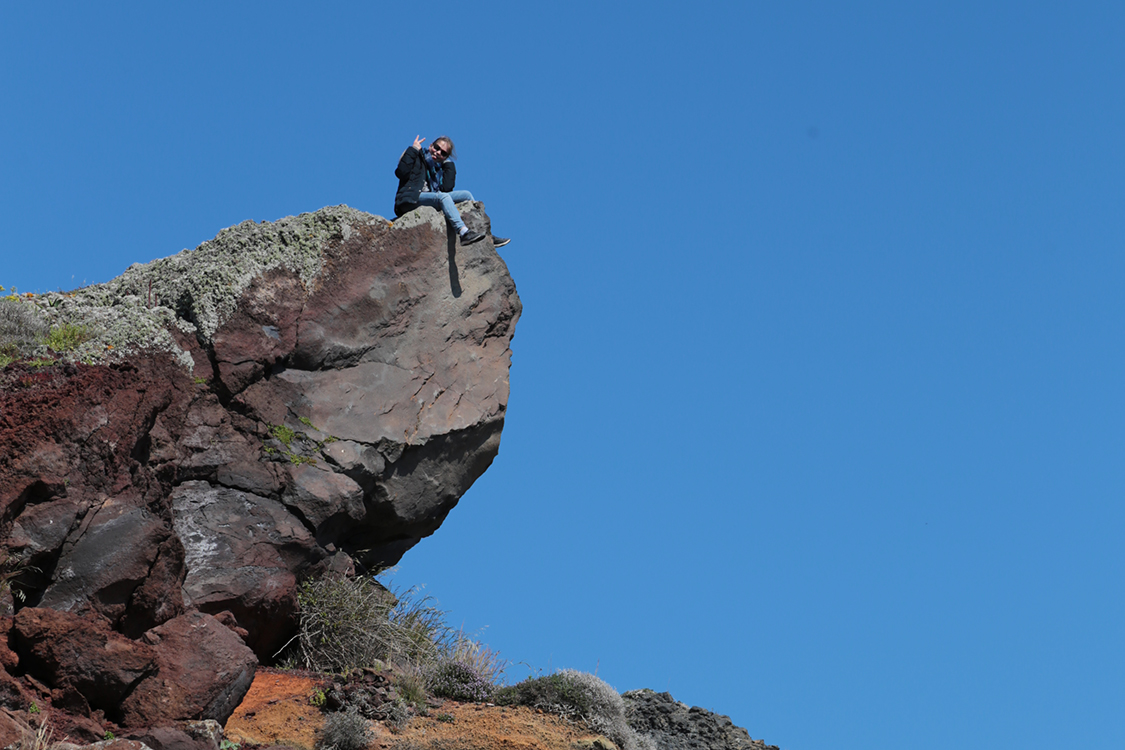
[393,134,510,248]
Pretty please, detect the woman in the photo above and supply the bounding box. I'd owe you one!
[393,135,509,247]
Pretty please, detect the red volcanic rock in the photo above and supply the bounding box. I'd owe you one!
[121,611,256,726]
[0,204,519,731]
[0,664,32,714]
[12,607,157,720]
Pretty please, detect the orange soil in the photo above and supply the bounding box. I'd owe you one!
[225,669,332,750]
[225,668,613,750]
[389,702,601,750]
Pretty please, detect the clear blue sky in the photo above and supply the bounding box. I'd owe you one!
[3,3,1123,749]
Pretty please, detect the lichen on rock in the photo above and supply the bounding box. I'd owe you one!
[32,205,390,369]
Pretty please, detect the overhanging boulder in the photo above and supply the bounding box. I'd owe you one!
[0,203,519,721]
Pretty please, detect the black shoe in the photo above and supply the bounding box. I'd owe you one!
[492,236,511,248]
[460,229,485,245]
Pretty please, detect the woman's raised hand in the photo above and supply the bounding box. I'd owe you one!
[412,135,426,150]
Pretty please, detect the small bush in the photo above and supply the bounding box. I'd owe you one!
[292,575,460,675]
[316,708,373,750]
[383,701,412,734]
[290,573,508,724]
[447,634,506,687]
[43,323,88,353]
[0,299,49,362]
[494,671,587,720]
[495,670,655,750]
[293,575,396,673]
[428,659,494,703]
[395,667,428,707]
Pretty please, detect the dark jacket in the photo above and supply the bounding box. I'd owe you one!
[394,146,456,217]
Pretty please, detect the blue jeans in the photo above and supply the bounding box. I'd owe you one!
[417,190,475,231]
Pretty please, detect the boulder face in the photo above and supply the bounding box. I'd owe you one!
[0,203,520,728]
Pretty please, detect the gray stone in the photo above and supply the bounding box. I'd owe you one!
[282,463,366,541]
[171,481,315,657]
[623,689,778,750]
[38,503,167,626]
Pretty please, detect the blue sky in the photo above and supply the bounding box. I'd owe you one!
[3,3,1124,749]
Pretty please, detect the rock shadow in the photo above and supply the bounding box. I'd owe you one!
[446,227,462,297]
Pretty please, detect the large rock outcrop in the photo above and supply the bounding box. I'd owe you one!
[0,203,519,732]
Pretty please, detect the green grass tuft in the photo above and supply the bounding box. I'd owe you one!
[270,424,297,446]
[43,322,88,353]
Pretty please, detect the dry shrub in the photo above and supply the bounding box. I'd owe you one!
[291,574,396,672]
[0,300,48,363]
[290,572,510,728]
[292,575,501,678]
[495,669,655,750]
[6,713,59,750]
[447,634,506,686]
[316,707,372,750]
[427,660,494,702]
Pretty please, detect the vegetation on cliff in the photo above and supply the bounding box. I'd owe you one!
[289,574,662,750]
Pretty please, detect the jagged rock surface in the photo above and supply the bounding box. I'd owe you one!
[0,203,519,732]
[623,690,779,750]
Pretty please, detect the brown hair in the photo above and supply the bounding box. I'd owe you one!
[433,136,456,160]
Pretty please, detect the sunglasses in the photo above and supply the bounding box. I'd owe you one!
[430,143,449,158]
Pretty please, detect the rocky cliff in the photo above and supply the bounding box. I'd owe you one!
[0,205,777,750]
[0,203,518,740]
